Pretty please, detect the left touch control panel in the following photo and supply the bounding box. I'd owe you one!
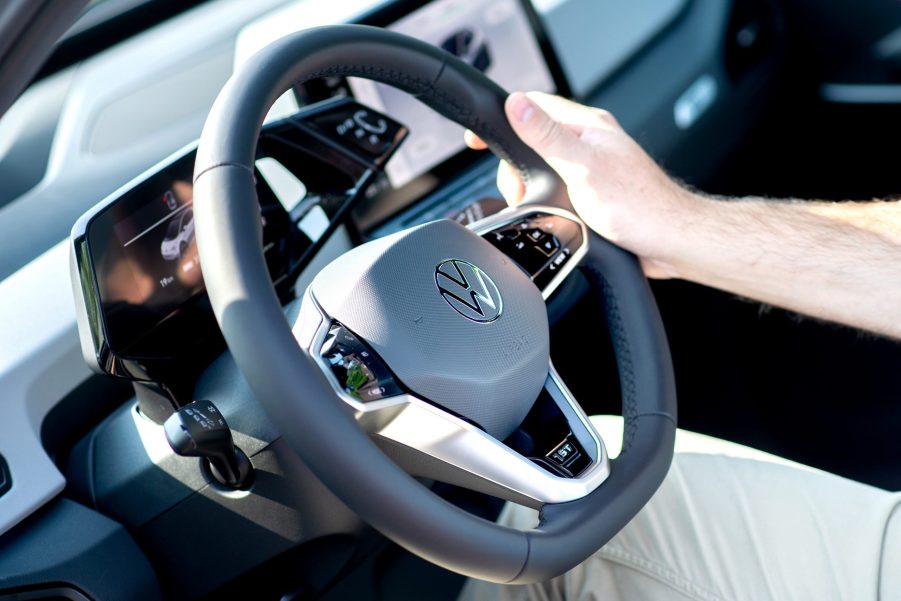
[71,97,406,420]
[320,323,404,403]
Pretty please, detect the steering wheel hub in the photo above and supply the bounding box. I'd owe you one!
[310,219,548,439]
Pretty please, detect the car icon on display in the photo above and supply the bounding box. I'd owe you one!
[440,28,491,72]
[160,208,194,261]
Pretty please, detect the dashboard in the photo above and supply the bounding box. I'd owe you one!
[70,0,564,415]
[0,0,787,598]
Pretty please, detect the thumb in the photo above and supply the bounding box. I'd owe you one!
[505,91,583,174]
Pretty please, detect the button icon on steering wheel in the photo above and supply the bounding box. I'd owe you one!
[353,109,388,134]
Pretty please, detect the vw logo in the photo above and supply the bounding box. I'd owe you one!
[435,259,503,323]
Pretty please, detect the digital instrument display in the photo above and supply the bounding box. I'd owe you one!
[87,154,207,352]
[75,97,403,374]
[85,153,300,353]
[349,0,556,188]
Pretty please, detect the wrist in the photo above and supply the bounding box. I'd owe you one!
[641,186,713,281]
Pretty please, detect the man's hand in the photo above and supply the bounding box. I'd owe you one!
[466,91,701,279]
[467,91,901,339]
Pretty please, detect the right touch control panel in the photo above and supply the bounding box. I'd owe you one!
[483,212,584,291]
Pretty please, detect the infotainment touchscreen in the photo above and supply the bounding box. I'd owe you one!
[349,0,556,188]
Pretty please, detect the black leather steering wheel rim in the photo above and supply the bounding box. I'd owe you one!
[193,24,676,584]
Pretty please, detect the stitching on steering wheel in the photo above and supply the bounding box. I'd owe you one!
[420,84,534,187]
[300,65,431,95]
[193,160,255,184]
[581,265,639,454]
[294,64,534,187]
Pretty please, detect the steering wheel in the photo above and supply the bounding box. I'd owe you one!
[192,25,676,584]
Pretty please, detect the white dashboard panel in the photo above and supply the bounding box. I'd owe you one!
[0,241,85,536]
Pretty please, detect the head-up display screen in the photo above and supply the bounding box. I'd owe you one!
[349,0,556,188]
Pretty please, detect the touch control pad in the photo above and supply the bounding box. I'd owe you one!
[484,213,584,291]
[320,323,403,403]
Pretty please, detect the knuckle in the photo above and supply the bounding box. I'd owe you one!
[533,118,562,148]
[594,108,619,126]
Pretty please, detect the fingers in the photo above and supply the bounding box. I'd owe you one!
[465,131,524,205]
[466,93,617,153]
[504,92,587,179]
[464,129,487,150]
[526,92,620,132]
[463,92,621,205]
[496,160,525,206]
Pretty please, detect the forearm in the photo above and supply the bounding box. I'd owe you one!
[664,196,901,339]
[485,92,901,338]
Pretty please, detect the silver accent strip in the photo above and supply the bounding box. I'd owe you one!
[468,204,590,300]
